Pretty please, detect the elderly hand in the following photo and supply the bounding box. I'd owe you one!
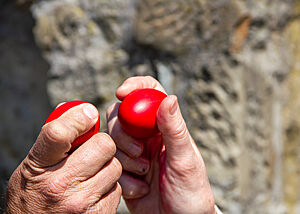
[107,76,216,214]
[5,103,122,214]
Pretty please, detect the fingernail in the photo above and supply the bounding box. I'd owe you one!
[129,143,142,157]
[138,161,149,174]
[169,97,178,116]
[83,104,98,119]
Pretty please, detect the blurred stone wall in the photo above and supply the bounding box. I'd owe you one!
[1,0,300,213]
[0,0,52,210]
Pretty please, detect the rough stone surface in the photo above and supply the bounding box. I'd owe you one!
[1,0,300,213]
[0,1,52,210]
[31,0,132,116]
[282,3,300,213]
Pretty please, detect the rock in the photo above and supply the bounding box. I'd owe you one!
[135,0,200,55]
[0,1,51,209]
[282,14,300,214]
[1,0,300,213]
[32,2,119,103]
[31,0,132,132]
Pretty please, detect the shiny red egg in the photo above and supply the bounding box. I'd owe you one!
[45,100,100,152]
[118,88,167,139]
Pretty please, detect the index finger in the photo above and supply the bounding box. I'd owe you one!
[116,76,167,101]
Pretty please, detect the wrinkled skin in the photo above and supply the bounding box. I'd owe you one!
[107,76,216,214]
[5,103,122,214]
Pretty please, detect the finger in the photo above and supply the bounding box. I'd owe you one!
[115,150,150,175]
[92,183,122,213]
[116,76,166,101]
[107,103,143,158]
[79,157,122,199]
[119,172,149,199]
[63,182,122,214]
[54,133,117,181]
[156,95,196,161]
[28,103,99,168]
[106,102,120,123]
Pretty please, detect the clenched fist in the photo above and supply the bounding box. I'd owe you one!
[5,103,122,214]
[107,76,217,214]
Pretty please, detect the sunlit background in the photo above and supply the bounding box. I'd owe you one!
[1,0,300,213]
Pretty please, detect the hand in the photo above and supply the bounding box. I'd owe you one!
[107,76,216,214]
[5,103,122,214]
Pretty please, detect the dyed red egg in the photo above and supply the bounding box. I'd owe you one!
[118,88,167,139]
[45,100,100,152]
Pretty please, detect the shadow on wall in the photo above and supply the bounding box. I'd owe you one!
[0,2,52,210]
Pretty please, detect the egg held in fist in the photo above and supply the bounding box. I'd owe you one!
[45,100,100,152]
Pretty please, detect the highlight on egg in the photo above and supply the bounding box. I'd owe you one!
[118,88,167,139]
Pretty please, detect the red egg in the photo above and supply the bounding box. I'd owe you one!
[45,100,100,152]
[118,88,167,139]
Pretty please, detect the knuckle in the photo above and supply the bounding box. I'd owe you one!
[64,198,88,213]
[19,160,44,186]
[73,116,89,132]
[169,119,188,140]
[115,151,129,168]
[145,76,158,87]
[170,156,200,178]
[123,77,134,85]
[111,158,122,179]
[69,108,90,132]
[98,133,116,156]
[41,176,67,202]
[42,122,69,144]
[180,161,199,176]
[61,104,95,136]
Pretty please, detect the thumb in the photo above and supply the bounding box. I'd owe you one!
[27,103,99,168]
[156,95,194,161]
